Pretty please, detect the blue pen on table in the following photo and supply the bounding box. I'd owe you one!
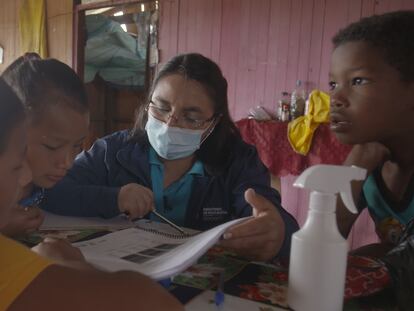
[215,270,225,309]
[158,278,172,289]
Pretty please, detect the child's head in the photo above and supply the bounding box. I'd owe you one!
[132,53,240,169]
[329,11,414,145]
[0,79,31,228]
[2,54,90,189]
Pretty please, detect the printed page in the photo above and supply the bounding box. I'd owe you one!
[74,217,251,280]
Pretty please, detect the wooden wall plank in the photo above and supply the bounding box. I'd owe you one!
[389,0,405,11]
[233,0,251,117]
[48,13,73,66]
[273,0,292,101]
[219,0,242,115]
[296,0,314,94]
[0,0,20,28]
[263,0,282,114]
[0,26,20,72]
[403,0,414,9]
[0,0,21,72]
[252,0,271,110]
[46,0,73,17]
[159,0,180,64]
[361,0,376,17]
[347,0,362,24]
[306,0,325,92]
[196,0,216,57]
[177,0,189,53]
[285,0,303,94]
[374,0,392,14]
[184,0,199,53]
[210,0,223,61]
[318,0,348,91]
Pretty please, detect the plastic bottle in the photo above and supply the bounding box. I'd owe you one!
[277,91,290,121]
[290,80,306,120]
[288,164,367,311]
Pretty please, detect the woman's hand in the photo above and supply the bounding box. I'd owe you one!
[344,143,390,174]
[32,237,85,262]
[118,183,154,219]
[1,205,44,237]
[219,188,285,261]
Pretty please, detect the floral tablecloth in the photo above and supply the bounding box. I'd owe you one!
[172,247,394,310]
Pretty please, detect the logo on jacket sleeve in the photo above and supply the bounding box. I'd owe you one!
[202,207,228,222]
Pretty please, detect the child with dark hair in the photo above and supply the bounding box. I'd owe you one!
[329,10,414,256]
[44,53,299,261]
[1,54,90,236]
[0,78,183,311]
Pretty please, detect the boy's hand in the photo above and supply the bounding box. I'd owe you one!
[344,143,391,174]
[219,188,285,261]
[1,205,44,237]
[118,183,154,219]
[32,237,85,262]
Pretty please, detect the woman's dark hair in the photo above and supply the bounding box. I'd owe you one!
[1,53,88,123]
[130,53,241,171]
[0,78,25,154]
[332,10,414,82]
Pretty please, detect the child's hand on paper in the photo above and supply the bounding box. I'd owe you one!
[1,205,44,237]
[32,237,85,262]
[118,183,155,219]
[219,188,285,261]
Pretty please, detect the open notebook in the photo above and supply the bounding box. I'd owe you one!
[42,213,250,280]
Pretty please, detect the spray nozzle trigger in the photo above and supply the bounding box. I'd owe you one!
[293,164,367,214]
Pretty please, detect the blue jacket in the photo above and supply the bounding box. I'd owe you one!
[42,130,298,258]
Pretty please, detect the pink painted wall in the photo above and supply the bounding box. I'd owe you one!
[158,0,414,121]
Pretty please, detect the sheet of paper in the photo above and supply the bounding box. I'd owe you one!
[73,217,251,280]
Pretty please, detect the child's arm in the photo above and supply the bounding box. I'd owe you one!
[18,237,184,311]
[336,143,390,238]
[8,264,183,311]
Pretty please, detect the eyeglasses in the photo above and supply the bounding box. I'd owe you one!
[147,102,216,130]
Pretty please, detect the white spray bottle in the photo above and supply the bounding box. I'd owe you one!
[288,164,366,311]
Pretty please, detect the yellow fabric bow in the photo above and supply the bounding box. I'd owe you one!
[287,90,330,155]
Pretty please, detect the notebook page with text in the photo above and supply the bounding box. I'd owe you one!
[73,217,250,280]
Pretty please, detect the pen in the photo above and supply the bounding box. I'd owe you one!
[215,270,225,308]
[151,210,186,235]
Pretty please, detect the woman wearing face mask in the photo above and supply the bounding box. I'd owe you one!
[43,53,298,261]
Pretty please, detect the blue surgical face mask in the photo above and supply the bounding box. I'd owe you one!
[145,114,213,160]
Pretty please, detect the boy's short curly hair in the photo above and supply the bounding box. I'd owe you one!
[332,10,414,82]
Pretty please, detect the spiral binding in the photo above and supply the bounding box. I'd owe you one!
[136,226,198,239]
